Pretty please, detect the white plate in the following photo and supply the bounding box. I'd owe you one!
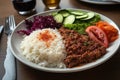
[80,0,119,5]
[10,9,120,73]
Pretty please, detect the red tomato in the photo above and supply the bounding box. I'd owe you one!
[86,26,109,48]
[96,21,118,43]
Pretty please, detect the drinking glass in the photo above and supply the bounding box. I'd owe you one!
[42,0,60,9]
[12,0,36,15]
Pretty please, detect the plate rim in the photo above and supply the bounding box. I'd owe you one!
[80,0,119,5]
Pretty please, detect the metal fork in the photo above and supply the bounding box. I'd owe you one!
[2,15,16,80]
[0,25,4,39]
[4,15,16,36]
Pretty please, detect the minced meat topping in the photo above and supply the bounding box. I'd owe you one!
[59,27,106,68]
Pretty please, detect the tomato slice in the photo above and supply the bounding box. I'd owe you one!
[86,26,109,48]
[96,21,118,43]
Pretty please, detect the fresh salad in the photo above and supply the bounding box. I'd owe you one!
[52,9,118,48]
[53,9,101,34]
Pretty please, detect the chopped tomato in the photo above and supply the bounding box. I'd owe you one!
[86,26,109,48]
[96,21,118,43]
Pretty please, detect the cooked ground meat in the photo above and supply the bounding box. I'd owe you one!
[58,27,106,68]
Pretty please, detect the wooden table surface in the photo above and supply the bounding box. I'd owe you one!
[0,0,120,80]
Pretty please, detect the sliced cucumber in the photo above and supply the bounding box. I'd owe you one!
[51,12,58,16]
[58,9,70,17]
[76,14,88,19]
[54,14,63,23]
[70,11,84,16]
[81,12,95,20]
[63,15,75,24]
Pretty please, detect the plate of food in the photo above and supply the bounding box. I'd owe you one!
[10,8,120,73]
[80,0,119,5]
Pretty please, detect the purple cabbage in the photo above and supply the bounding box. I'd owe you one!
[17,15,62,35]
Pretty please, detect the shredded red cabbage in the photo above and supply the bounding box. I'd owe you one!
[17,15,62,35]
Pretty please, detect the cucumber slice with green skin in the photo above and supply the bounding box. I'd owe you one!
[76,14,88,19]
[70,11,84,16]
[58,9,70,17]
[63,15,75,24]
[54,14,63,23]
[51,12,58,16]
[81,12,95,20]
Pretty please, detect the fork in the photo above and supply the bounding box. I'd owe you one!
[0,25,4,39]
[2,15,16,80]
[4,15,16,35]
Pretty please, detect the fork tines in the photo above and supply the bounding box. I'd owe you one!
[4,15,16,35]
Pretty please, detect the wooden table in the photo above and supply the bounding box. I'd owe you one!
[0,0,120,80]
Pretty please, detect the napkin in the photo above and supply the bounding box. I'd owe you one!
[2,36,16,80]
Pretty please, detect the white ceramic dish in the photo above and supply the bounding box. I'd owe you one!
[10,9,120,73]
[80,0,119,5]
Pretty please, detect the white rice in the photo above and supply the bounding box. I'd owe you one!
[20,28,66,68]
